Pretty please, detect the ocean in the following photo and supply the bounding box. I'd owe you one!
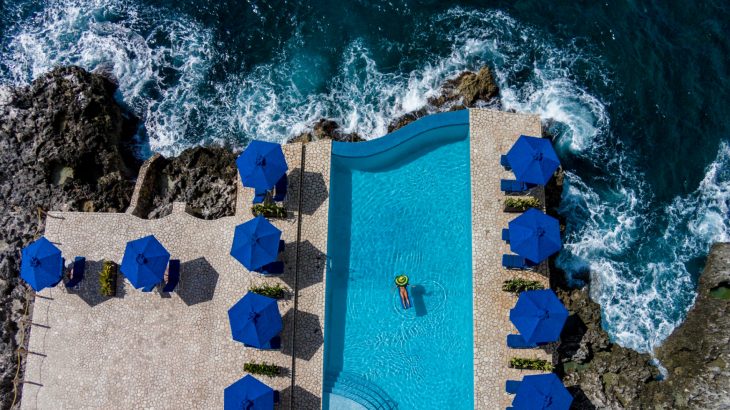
[1,0,729,353]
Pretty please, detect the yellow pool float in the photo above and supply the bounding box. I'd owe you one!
[395,274,409,286]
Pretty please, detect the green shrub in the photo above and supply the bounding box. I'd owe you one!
[99,260,117,297]
[504,197,541,211]
[502,278,545,294]
[249,283,287,299]
[244,362,281,377]
[509,357,554,371]
[251,203,287,218]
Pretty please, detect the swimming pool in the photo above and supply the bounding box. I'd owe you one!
[323,110,473,409]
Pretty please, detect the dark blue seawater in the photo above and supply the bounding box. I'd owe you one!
[2,0,729,353]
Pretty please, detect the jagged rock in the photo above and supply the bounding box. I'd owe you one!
[388,66,500,133]
[288,118,365,144]
[639,243,730,409]
[555,288,659,409]
[0,66,140,408]
[143,147,238,220]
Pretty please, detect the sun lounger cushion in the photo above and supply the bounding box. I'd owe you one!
[502,228,510,242]
[507,334,538,349]
[500,154,511,170]
[257,261,284,275]
[244,334,282,350]
[253,189,267,204]
[278,240,285,254]
[506,380,521,394]
[273,174,288,202]
[162,259,180,292]
[500,179,536,193]
[65,256,86,288]
[502,254,537,270]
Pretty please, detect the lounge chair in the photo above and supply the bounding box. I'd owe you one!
[506,380,521,394]
[502,228,510,243]
[273,174,288,202]
[500,155,511,170]
[507,334,541,349]
[256,261,284,275]
[502,254,536,270]
[253,189,268,204]
[65,256,86,288]
[162,259,180,292]
[274,390,280,405]
[500,179,536,193]
[245,334,282,350]
[278,240,285,254]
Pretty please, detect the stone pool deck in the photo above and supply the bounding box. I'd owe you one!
[470,109,553,409]
[21,141,331,409]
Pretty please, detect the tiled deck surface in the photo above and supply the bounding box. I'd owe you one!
[21,141,331,409]
[470,109,553,409]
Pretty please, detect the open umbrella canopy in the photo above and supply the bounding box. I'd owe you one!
[508,208,561,263]
[224,375,274,410]
[230,216,282,271]
[120,235,170,289]
[512,373,573,410]
[236,140,288,191]
[228,292,282,347]
[510,289,569,345]
[20,236,63,292]
[506,135,560,186]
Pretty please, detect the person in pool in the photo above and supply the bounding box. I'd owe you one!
[395,275,411,309]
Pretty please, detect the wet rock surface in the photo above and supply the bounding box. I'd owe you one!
[0,66,141,408]
[555,288,660,409]
[143,146,238,220]
[639,243,730,410]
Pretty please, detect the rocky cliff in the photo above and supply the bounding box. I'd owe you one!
[0,66,141,408]
[639,243,730,409]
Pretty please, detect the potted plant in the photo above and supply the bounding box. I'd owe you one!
[509,357,554,371]
[504,197,541,212]
[502,278,545,294]
[99,260,118,297]
[244,362,281,377]
[251,203,287,219]
[249,283,287,299]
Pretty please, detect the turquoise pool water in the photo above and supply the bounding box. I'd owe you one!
[323,112,473,409]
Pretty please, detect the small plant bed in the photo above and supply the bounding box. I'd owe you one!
[509,357,554,371]
[249,283,287,299]
[502,278,544,294]
[504,197,541,212]
[251,203,287,218]
[99,260,118,297]
[244,362,281,377]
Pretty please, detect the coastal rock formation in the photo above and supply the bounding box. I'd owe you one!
[638,243,730,409]
[140,147,238,220]
[388,66,500,132]
[288,118,365,144]
[0,66,140,408]
[556,288,660,409]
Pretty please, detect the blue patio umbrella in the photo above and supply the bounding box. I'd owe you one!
[510,289,569,345]
[230,216,282,271]
[511,373,573,410]
[506,135,560,186]
[508,208,561,263]
[236,140,288,191]
[20,236,63,292]
[120,235,170,289]
[228,292,282,348]
[224,374,275,410]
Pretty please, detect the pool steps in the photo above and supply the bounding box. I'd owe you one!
[323,371,398,409]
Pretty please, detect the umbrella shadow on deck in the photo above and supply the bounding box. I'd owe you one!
[176,257,219,306]
[280,240,326,291]
[286,168,329,215]
[281,309,323,362]
[279,385,320,410]
[66,260,127,307]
